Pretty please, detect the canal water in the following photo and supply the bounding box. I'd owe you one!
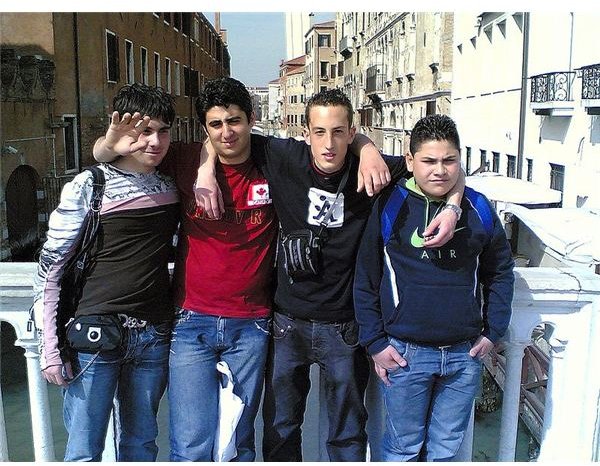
[1,322,532,462]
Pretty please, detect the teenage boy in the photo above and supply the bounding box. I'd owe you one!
[92,77,388,461]
[34,83,179,461]
[353,114,514,461]
[196,89,465,461]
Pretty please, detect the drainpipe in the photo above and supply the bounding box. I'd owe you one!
[516,12,530,180]
[72,13,83,171]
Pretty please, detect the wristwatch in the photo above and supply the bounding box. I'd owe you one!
[443,203,462,219]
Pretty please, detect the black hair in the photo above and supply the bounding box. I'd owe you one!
[409,114,460,155]
[112,83,175,126]
[305,88,353,128]
[195,77,253,127]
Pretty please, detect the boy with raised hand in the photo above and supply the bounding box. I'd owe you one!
[353,114,514,461]
[34,83,179,461]
[196,89,465,461]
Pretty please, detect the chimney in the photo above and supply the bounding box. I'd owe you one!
[215,13,221,32]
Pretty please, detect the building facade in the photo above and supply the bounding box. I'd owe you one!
[452,12,600,208]
[285,12,311,61]
[1,12,229,260]
[335,12,453,155]
[304,21,337,99]
[278,55,306,138]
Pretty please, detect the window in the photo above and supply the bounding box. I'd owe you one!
[338,60,344,76]
[526,158,533,182]
[506,155,516,178]
[465,147,471,174]
[173,12,182,31]
[191,69,199,96]
[140,47,148,84]
[154,52,161,87]
[320,86,327,93]
[426,100,436,115]
[182,13,191,36]
[194,18,200,42]
[125,40,134,84]
[320,61,328,78]
[492,151,500,173]
[318,34,331,47]
[549,163,565,192]
[62,115,79,173]
[174,61,181,95]
[165,58,171,93]
[330,64,337,78]
[105,30,119,83]
[183,65,190,96]
[480,149,487,170]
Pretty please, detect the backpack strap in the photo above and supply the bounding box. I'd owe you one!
[380,184,494,247]
[464,186,494,238]
[381,184,408,246]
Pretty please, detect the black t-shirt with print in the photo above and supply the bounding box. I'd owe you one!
[251,135,407,322]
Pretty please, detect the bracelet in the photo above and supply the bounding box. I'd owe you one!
[443,203,462,219]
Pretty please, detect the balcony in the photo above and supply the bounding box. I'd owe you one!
[338,35,353,59]
[2,262,600,461]
[365,65,384,95]
[530,71,576,116]
[579,63,600,115]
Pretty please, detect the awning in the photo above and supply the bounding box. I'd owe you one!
[466,172,562,205]
[504,203,600,266]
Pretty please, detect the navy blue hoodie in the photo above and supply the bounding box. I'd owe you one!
[353,178,514,355]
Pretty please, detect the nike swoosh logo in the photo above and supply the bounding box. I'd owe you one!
[410,226,466,248]
[410,227,424,248]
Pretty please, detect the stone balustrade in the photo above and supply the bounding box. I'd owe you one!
[1,263,599,461]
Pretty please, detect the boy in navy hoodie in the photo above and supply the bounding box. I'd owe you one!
[353,114,514,461]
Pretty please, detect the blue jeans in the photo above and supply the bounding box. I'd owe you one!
[168,309,270,461]
[63,320,171,462]
[262,311,370,461]
[381,338,481,462]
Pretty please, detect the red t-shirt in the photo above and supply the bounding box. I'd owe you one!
[161,142,276,318]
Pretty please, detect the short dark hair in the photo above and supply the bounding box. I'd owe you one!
[113,83,175,126]
[305,88,353,128]
[409,114,460,155]
[195,77,253,127]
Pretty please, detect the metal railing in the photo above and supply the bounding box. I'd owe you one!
[1,263,599,461]
[580,63,600,100]
[530,71,575,103]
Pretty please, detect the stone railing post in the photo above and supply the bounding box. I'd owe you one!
[20,340,56,461]
[497,339,527,461]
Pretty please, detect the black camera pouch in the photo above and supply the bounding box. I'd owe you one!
[281,229,321,281]
[66,314,125,353]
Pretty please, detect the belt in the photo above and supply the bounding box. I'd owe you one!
[276,310,353,325]
[410,339,473,350]
[118,314,148,329]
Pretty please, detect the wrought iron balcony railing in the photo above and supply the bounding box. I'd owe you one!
[530,71,575,104]
[580,63,600,100]
[529,71,575,116]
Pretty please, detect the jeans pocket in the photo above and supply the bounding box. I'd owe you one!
[387,338,412,375]
[336,320,360,348]
[149,320,173,338]
[254,317,272,335]
[174,308,191,326]
[273,313,293,340]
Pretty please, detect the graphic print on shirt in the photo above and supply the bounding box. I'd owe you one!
[306,187,345,228]
[247,181,272,206]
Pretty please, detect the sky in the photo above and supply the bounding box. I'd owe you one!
[205,12,335,88]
